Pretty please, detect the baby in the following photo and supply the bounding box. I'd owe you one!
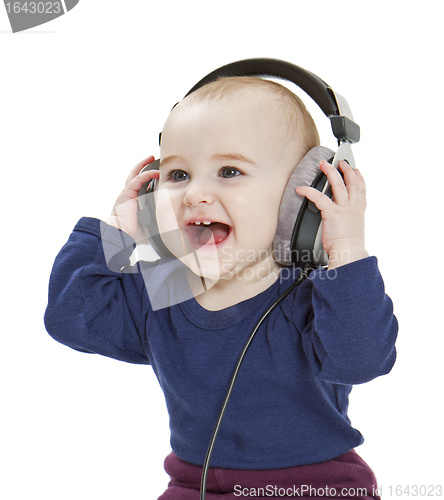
[45,76,397,499]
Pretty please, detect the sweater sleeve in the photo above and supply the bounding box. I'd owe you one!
[44,217,150,364]
[294,257,398,385]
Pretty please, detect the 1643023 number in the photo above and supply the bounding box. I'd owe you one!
[5,2,62,14]
[387,485,443,496]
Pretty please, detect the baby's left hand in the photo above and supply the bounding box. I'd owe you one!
[296,160,369,270]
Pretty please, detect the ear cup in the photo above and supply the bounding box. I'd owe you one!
[137,161,175,259]
[273,146,335,267]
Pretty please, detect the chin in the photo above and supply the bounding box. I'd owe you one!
[179,253,222,281]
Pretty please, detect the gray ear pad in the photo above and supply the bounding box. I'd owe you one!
[272,146,335,266]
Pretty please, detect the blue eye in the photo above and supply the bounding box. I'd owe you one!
[167,170,189,182]
[220,167,241,178]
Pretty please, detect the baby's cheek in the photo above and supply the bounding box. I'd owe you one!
[242,218,276,252]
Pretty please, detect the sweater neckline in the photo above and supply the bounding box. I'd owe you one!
[178,275,281,330]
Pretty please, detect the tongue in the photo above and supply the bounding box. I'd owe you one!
[197,223,230,245]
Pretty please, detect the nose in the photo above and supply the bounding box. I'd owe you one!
[182,178,215,207]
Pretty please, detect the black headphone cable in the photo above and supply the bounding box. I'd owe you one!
[199,263,313,500]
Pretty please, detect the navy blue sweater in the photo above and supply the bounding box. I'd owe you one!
[44,217,397,469]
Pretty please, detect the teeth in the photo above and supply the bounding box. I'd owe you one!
[192,220,212,226]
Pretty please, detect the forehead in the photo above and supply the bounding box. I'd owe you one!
[160,90,291,160]
[169,86,282,121]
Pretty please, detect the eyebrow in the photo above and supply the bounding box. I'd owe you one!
[211,153,256,165]
[159,155,182,169]
[160,153,256,168]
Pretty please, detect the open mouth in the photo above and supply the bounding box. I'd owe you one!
[184,220,232,249]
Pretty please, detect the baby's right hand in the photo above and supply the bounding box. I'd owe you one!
[107,156,159,240]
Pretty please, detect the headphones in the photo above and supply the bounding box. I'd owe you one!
[137,58,360,267]
[136,59,361,498]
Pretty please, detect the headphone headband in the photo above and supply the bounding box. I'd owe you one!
[185,58,337,116]
[182,58,360,144]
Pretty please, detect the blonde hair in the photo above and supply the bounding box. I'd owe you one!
[183,76,320,163]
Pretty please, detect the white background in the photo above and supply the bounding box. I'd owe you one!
[1,1,442,498]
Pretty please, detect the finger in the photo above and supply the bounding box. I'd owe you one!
[125,156,156,185]
[296,185,336,212]
[338,161,360,203]
[320,160,349,206]
[354,168,367,208]
[117,170,160,206]
[355,168,366,194]
[127,168,160,195]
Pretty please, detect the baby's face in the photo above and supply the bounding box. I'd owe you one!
[156,93,296,281]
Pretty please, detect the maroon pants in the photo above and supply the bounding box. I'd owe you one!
[159,450,381,499]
